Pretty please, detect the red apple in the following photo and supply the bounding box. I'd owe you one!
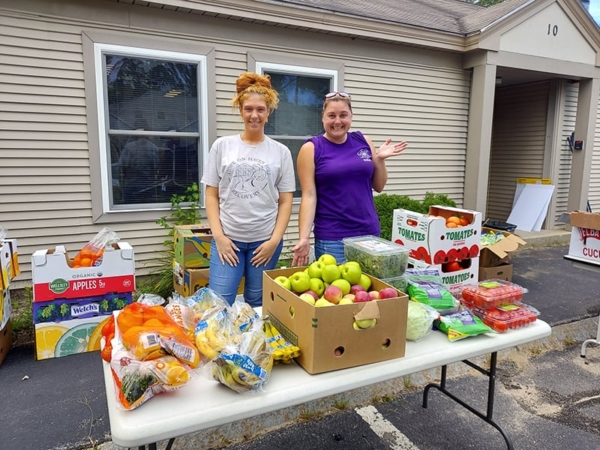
[354,290,371,303]
[303,290,319,301]
[323,285,343,305]
[368,291,380,300]
[350,285,365,295]
[378,287,398,299]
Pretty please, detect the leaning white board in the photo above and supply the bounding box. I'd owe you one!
[508,184,555,231]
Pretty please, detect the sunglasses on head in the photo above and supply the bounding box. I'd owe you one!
[324,92,351,99]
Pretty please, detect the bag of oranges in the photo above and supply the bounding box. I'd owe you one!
[71,227,119,268]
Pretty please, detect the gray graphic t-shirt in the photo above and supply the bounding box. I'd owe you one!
[201,135,296,242]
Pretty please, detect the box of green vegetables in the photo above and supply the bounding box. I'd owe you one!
[343,236,409,279]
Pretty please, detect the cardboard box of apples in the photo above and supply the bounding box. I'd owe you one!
[262,254,408,374]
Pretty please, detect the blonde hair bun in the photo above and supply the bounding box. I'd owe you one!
[233,72,279,111]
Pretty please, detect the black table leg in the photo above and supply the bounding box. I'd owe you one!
[422,352,514,450]
[135,438,175,450]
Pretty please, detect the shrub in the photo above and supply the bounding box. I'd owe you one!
[374,192,457,240]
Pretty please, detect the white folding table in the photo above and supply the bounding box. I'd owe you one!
[103,320,551,450]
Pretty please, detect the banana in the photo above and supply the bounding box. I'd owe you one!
[263,322,286,359]
[267,321,301,359]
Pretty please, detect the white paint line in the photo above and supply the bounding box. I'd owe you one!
[355,405,421,450]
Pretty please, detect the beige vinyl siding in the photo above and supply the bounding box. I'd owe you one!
[554,82,578,224]
[591,88,600,212]
[0,4,469,286]
[345,62,471,204]
[486,81,550,222]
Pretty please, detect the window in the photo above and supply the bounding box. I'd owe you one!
[95,44,208,211]
[256,63,337,198]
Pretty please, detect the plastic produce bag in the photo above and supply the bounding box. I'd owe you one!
[194,304,241,363]
[117,302,200,368]
[228,296,260,332]
[110,347,194,411]
[72,227,119,268]
[207,320,274,394]
[434,310,494,342]
[405,269,459,314]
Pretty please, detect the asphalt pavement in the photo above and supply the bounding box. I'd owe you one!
[1,244,600,450]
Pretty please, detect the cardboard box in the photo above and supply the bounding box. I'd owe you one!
[34,315,109,360]
[172,264,244,297]
[0,319,12,366]
[174,225,212,269]
[392,206,482,265]
[32,292,133,324]
[570,211,600,230]
[0,241,12,289]
[32,242,135,302]
[6,239,21,280]
[262,267,408,374]
[479,263,513,282]
[568,212,600,265]
[1,288,13,331]
[480,227,527,267]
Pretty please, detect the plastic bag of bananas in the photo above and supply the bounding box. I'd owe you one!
[194,305,241,363]
[207,320,274,394]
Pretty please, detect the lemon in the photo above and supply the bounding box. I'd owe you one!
[35,325,69,360]
[54,322,100,358]
[166,365,190,386]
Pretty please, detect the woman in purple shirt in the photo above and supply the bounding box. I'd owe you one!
[292,92,407,266]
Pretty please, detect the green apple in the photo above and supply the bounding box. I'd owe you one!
[307,261,325,279]
[353,318,377,329]
[345,261,361,269]
[318,254,337,266]
[338,296,354,305]
[274,275,292,291]
[321,264,341,283]
[299,293,316,305]
[289,271,311,293]
[309,277,325,297]
[331,279,351,296]
[341,263,362,285]
[358,273,372,291]
[315,298,334,307]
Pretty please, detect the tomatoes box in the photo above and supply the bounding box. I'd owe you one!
[0,288,12,334]
[263,267,408,374]
[173,225,212,270]
[392,206,482,266]
[0,319,12,367]
[408,256,479,296]
[34,315,110,361]
[31,242,135,302]
[479,263,513,282]
[568,211,600,265]
[172,261,244,297]
[480,227,526,267]
[469,302,540,333]
[32,292,133,324]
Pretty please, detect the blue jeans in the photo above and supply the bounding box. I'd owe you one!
[315,239,346,264]
[209,238,283,308]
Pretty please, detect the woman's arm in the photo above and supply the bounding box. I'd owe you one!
[292,141,317,267]
[205,185,239,266]
[365,135,408,193]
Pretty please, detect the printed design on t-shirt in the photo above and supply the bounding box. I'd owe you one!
[228,157,271,199]
[357,148,372,162]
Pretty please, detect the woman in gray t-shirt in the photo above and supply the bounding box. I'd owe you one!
[201,72,295,307]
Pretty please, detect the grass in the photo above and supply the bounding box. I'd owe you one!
[333,398,349,410]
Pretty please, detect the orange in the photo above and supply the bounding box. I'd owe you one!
[143,318,165,329]
[87,317,112,351]
[80,257,92,267]
[446,216,462,226]
[445,222,458,228]
[459,217,469,226]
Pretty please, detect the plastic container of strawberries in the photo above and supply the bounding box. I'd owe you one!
[460,279,527,309]
[468,302,540,333]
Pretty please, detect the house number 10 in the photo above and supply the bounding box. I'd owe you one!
[547,24,558,36]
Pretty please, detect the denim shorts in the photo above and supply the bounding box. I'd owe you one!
[314,239,346,265]
[208,238,283,307]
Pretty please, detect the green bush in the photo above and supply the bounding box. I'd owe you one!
[374,192,457,240]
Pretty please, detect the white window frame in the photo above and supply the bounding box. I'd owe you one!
[93,43,209,214]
